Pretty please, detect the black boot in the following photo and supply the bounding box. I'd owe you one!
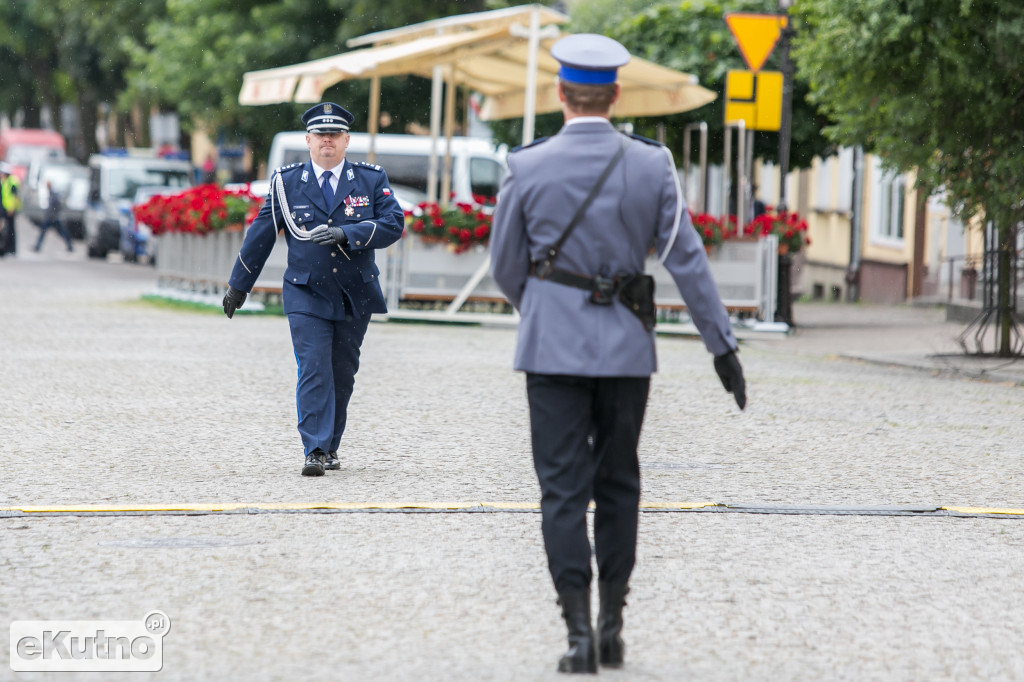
[556,589,597,674]
[597,582,629,667]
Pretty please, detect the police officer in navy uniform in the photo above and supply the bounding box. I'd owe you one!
[223,102,404,477]
[490,35,746,673]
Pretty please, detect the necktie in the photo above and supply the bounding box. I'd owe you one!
[321,172,335,207]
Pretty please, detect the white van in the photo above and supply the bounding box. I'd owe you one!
[265,132,507,206]
[83,152,193,258]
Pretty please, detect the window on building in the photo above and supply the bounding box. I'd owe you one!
[870,157,905,243]
[837,147,854,213]
[815,154,833,211]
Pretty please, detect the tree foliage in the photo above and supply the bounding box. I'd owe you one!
[790,0,1024,232]
[792,0,1024,355]
[0,1,169,155]
[1,0,492,164]
[130,0,491,171]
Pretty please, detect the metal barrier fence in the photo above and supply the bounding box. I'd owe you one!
[155,230,779,322]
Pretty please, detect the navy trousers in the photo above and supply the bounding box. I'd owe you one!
[525,373,650,593]
[287,312,370,456]
[34,217,73,252]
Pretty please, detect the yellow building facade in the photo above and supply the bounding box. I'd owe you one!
[758,149,984,305]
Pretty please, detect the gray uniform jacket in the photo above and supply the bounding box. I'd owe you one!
[489,118,737,377]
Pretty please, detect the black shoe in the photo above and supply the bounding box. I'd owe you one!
[301,450,326,477]
[324,451,340,470]
[597,582,629,667]
[556,589,597,674]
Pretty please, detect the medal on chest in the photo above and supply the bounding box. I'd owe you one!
[343,195,369,216]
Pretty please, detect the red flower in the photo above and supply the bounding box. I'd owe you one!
[131,184,263,236]
[741,209,810,254]
[403,199,493,251]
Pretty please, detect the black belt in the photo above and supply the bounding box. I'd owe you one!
[530,260,632,306]
[529,259,657,331]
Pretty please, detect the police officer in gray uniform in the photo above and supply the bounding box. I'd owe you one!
[223,102,404,477]
[489,35,746,674]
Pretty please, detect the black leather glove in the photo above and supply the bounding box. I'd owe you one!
[222,286,247,319]
[714,350,747,410]
[308,225,348,247]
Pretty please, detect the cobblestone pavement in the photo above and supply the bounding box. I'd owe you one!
[1,240,1022,681]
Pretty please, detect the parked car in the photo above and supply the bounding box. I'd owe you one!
[119,185,181,264]
[84,152,192,259]
[23,162,90,240]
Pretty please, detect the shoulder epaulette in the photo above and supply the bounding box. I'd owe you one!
[627,133,664,148]
[274,162,304,175]
[354,161,384,172]
[510,136,549,153]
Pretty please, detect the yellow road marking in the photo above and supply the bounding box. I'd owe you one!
[942,506,1024,516]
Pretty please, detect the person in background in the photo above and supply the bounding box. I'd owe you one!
[222,102,404,477]
[202,154,217,184]
[0,163,22,257]
[489,34,747,674]
[33,180,73,253]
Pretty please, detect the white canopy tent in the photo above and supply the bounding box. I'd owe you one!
[238,4,716,202]
[241,6,716,119]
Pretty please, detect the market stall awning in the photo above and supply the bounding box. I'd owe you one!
[239,27,514,106]
[453,36,716,120]
[238,6,715,120]
[345,4,571,48]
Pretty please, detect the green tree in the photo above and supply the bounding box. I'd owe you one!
[0,0,169,158]
[130,0,490,175]
[55,0,168,156]
[791,0,1024,356]
[0,2,62,128]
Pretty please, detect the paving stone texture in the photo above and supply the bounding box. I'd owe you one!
[1,231,1022,681]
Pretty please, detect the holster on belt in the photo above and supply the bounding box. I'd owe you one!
[530,261,657,332]
[617,273,657,332]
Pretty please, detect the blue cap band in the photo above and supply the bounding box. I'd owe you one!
[558,65,618,85]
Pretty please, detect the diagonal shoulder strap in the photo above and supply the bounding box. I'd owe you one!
[536,136,629,271]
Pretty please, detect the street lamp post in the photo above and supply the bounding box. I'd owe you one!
[777,0,794,212]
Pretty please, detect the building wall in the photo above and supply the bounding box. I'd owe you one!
[754,146,989,306]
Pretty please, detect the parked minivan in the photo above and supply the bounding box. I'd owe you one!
[265,132,507,205]
[84,152,192,258]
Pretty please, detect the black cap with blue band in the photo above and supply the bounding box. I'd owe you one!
[550,34,630,85]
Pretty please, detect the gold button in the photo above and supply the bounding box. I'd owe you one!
[292,277,297,282]
[356,241,361,246]
[332,268,337,273]
[328,219,333,225]
[331,252,336,257]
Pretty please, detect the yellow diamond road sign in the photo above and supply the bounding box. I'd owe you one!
[725,13,787,72]
[724,70,783,132]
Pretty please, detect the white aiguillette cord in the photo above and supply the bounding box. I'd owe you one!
[270,171,350,260]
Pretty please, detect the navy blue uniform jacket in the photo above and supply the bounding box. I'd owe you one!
[228,159,404,320]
